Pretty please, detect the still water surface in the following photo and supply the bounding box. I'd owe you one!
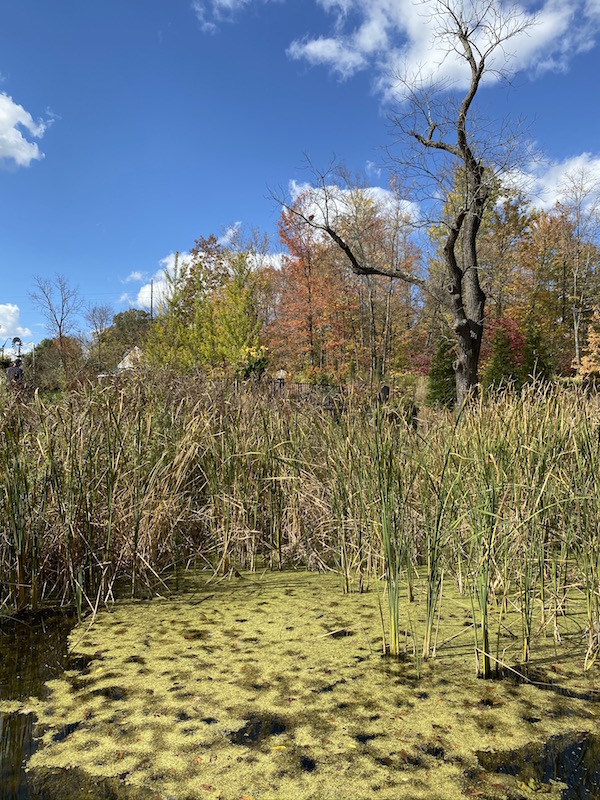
[0,612,75,800]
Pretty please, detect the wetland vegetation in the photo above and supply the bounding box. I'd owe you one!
[1,375,600,798]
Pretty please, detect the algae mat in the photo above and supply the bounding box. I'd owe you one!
[14,571,600,799]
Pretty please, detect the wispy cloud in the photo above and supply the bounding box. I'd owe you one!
[366,159,382,179]
[0,93,50,168]
[191,0,258,32]
[123,270,144,283]
[287,0,600,96]
[192,1,600,100]
[218,221,242,246]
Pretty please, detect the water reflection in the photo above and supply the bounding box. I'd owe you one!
[0,612,75,800]
[477,731,600,799]
[0,712,37,800]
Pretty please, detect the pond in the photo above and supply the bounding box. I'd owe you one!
[1,571,599,799]
[0,610,75,800]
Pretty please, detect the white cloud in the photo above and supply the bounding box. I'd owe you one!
[522,152,600,209]
[0,304,32,340]
[191,0,219,33]
[191,1,599,103]
[287,36,366,78]
[0,93,48,168]
[285,1,600,98]
[260,251,285,270]
[586,0,600,16]
[512,2,594,76]
[218,221,242,246]
[366,160,382,179]
[288,178,420,227]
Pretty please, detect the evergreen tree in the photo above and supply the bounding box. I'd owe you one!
[520,325,553,384]
[427,339,456,409]
[482,326,520,391]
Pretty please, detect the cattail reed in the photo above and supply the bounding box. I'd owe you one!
[2,374,600,677]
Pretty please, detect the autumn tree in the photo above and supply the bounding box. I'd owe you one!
[555,169,600,372]
[146,235,266,375]
[580,307,600,382]
[477,192,532,321]
[273,178,420,382]
[332,180,420,380]
[270,196,354,381]
[511,196,600,375]
[25,336,84,392]
[512,209,567,363]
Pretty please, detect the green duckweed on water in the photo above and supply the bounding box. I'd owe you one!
[8,570,600,800]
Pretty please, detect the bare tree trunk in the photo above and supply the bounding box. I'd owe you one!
[382,278,394,377]
[443,173,488,404]
[367,277,378,384]
[573,306,582,371]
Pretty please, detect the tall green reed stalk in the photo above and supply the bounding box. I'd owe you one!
[570,398,600,669]
[420,448,460,662]
[0,407,31,610]
[370,406,421,658]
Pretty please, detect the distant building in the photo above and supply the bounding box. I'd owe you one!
[116,346,143,371]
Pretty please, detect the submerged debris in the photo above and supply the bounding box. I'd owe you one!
[230,714,288,745]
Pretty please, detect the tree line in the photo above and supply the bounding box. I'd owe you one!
[14,1,600,403]
[17,169,600,404]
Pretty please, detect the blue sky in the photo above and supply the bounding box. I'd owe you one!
[2,0,600,350]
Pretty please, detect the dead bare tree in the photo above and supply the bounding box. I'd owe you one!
[390,0,534,403]
[30,273,83,384]
[86,302,114,370]
[277,0,534,405]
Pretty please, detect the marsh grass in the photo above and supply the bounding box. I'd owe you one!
[2,374,600,674]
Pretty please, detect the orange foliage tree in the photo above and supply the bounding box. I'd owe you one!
[267,189,420,383]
